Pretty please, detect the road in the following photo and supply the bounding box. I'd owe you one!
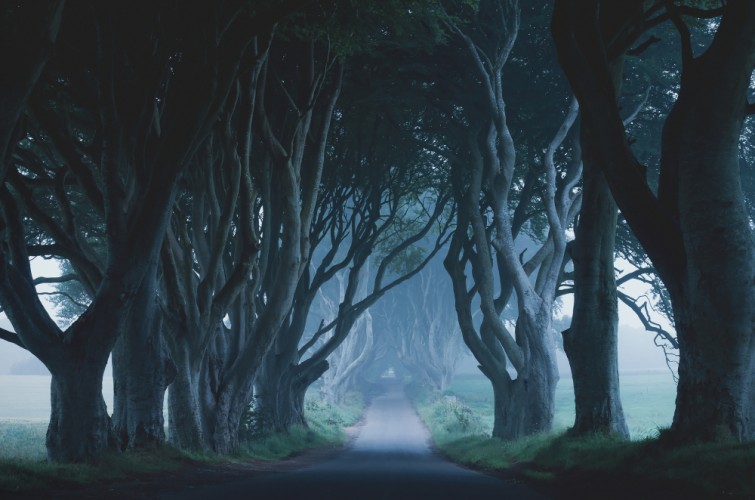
[161,379,547,500]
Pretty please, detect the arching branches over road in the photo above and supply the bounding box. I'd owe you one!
[254,103,454,433]
[382,261,462,393]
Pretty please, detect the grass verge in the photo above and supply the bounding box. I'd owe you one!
[0,394,364,495]
[0,446,190,494]
[240,394,363,460]
[415,390,755,499]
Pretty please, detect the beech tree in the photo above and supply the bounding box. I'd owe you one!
[430,0,582,439]
[0,1,280,461]
[561,3,645,437]
[0,1,63,184]
[553,0,755,443]
[254,107,453,432]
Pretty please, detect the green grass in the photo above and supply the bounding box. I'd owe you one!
[0,391,364,494]
[415,381,755,499]
[241,394,363,460]
[0,421,47,461]
[446,372,676,439]
[0,446,189,493]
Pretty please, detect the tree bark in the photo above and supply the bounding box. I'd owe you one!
[256,355,328,433]
[488,307,560,439]
[112,261,175,449]
[166,344,206,451]
[552,0,755,443]
[667,70,755,441]
[46,348,112,463]
[204,376,254,455]
[564,162,629,437]
[564,33,629,438]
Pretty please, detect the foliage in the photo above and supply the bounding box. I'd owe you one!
[239,391,363,456]
[276,0,452,59]
[45,260,90,328]
[422,395,486,437]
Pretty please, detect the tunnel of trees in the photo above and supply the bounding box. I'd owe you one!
[0,0,752,462]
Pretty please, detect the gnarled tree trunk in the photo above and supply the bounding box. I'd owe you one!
[47,361,112,462]
[486,306,560,439]
[166,343,206,451]
[553,0,755,443]
[112,261,175,449]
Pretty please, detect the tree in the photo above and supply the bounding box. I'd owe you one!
[435,0,581,440]
[381,259,462,393]
[254,105,453,433]
[553,0,755,443]
[0,1,64,185]
[561,3,649,438]
[0,1,271,461]
[318,266,374,404]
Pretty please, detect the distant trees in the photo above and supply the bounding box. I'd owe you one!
[381,260,462,393]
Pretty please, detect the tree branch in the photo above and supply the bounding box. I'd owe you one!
[0,328,27,350]
[616,266,654,286]
[33,274,79,286]
[618,290,678,349]
[665,1,694,68]
[627,35,661,56]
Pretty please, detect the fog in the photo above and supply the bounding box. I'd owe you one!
[0,295,673,376]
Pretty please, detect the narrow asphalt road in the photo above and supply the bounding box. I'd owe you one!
[161,379,548,500]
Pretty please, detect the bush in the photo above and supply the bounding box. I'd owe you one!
[424,395,485,438]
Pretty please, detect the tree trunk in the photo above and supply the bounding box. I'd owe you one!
[167,345,206,451]
[552,0,755,444]
[672,317,754,442]
[47,363,112,462]
[564,139,629,438]
[253,355,288,434]
[112,262,175,449]
[256,353,327,432]
[562,16,629,438]
[488,310,559,440]
[205,380,253,455]
[666,64,755,442]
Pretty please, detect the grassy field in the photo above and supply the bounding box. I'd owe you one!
[446,371,676,439]
[0,388,363,493]
[418,372,755,499]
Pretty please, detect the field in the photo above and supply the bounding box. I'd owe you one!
[445,370,676,439]
[418,371,755,498]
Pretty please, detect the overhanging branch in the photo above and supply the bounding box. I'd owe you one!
[0,328,27,350]
[618,290,678,349]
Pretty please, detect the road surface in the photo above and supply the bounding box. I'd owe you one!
[161,379,547,500]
